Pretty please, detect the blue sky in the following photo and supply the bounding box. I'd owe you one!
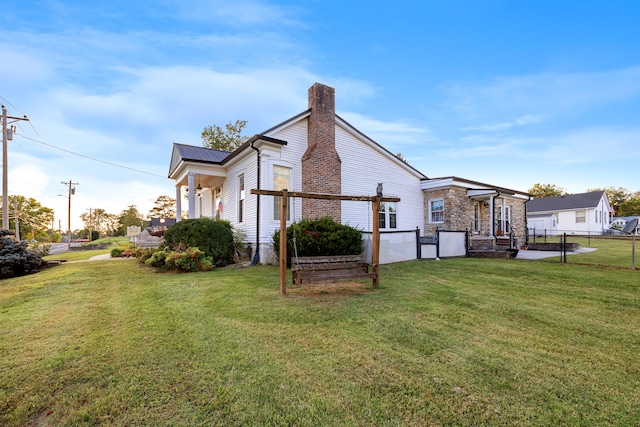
[1,0,639,229]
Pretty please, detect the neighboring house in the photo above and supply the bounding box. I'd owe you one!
[168,83,530,263]
[149,217,176,234]
[526,191,613,236]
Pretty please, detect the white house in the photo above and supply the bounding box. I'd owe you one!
[168,83,427,264]
[169,82,535,263]
[526,191,613,236]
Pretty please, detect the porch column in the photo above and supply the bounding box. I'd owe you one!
[490,195,495,236]
[501,198,506,233]
[188,173,196,219]
[175,185,182,222]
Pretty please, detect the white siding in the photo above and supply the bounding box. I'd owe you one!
[336,124,424,234]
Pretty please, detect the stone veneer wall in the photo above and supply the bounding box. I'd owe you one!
[301,83,342,221]
[423,188,475,234]
[423,188,527,245]
[507,196,527,243]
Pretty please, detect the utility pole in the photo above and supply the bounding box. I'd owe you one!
[61,180,79,249]
[2,105,29,230]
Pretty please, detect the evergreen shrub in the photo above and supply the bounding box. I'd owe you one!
[0,230,46,279]
[162,218,234,267]
[272,217,363,264]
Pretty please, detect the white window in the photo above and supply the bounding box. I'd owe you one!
[497,205,511,233]
[273,165,291,221]
[238,174,245,223]
[576,210,586,223]
[429,199,444,223]
[378,202,397,229]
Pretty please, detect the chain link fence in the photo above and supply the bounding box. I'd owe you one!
[526,229,638,270]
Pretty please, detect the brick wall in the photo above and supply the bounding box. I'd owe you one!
[302,83,342,221]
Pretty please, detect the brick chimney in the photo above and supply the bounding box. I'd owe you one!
[302,83,342,220]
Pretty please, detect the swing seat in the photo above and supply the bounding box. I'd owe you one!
[291,255,376,285]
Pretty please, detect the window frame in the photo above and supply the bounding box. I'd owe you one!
[429,198,444,224]
[273,165,292,221]
[378,201,398,230]
[237,174,245,223]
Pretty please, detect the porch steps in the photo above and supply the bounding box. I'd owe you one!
[467,250,512,259]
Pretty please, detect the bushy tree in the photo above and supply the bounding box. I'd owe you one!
[201,120,249,151]
[0,229,45,279]
[272,217,364,265]
[162,218,234,267]
[149,195,176,219]
[618,192,640,216]
[1,195,54,241]
[528,183,566,198]
[116,205,146,236]
[587,186,631,214]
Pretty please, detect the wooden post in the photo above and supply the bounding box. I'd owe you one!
[372,195,380,288]
[279,189,288,295]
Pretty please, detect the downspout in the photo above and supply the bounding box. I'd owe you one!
[251,141,261,265]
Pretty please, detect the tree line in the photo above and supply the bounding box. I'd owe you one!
[0,195,177,242]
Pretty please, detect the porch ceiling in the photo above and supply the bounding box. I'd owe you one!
[467,189,499,200]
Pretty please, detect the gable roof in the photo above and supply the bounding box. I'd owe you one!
[527,191,607,213]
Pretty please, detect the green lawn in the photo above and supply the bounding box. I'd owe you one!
[1,258,639,425]
[534,235,638,269]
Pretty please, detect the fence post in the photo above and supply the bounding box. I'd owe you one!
[415,227,421,260]
[562,233,567,264]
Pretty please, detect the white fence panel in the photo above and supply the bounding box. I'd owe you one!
[363,230,417,264]
[438,231,467,258]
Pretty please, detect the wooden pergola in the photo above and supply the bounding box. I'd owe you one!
[251,188,401,294]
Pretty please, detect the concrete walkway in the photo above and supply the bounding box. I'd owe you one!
[516,247,597,260]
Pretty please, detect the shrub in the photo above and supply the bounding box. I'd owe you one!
[165,247,213,272]
[132,247,156,263]
[111,247,124,258]
[163,218,234,267]
[0,229,46,279]
[272,217,363,264]
[144,250,169,269]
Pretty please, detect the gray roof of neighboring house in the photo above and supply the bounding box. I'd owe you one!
[526,191,606,213]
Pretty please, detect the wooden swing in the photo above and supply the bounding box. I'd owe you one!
[250,188,400,294]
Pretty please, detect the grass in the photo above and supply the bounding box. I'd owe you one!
[533,235,638,269]
[42,237,131,262]
[1,258,639,425]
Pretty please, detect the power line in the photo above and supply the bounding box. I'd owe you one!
[17,134,167,179]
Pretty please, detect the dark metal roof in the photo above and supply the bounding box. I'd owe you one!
[173,143,230,164]
[526,191,606,213]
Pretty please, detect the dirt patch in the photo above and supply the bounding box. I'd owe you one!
[288,281,373,298]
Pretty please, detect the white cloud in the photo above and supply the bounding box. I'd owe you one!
[339,112,431,148]
[443,66,640,121]
[460,114,544,132]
